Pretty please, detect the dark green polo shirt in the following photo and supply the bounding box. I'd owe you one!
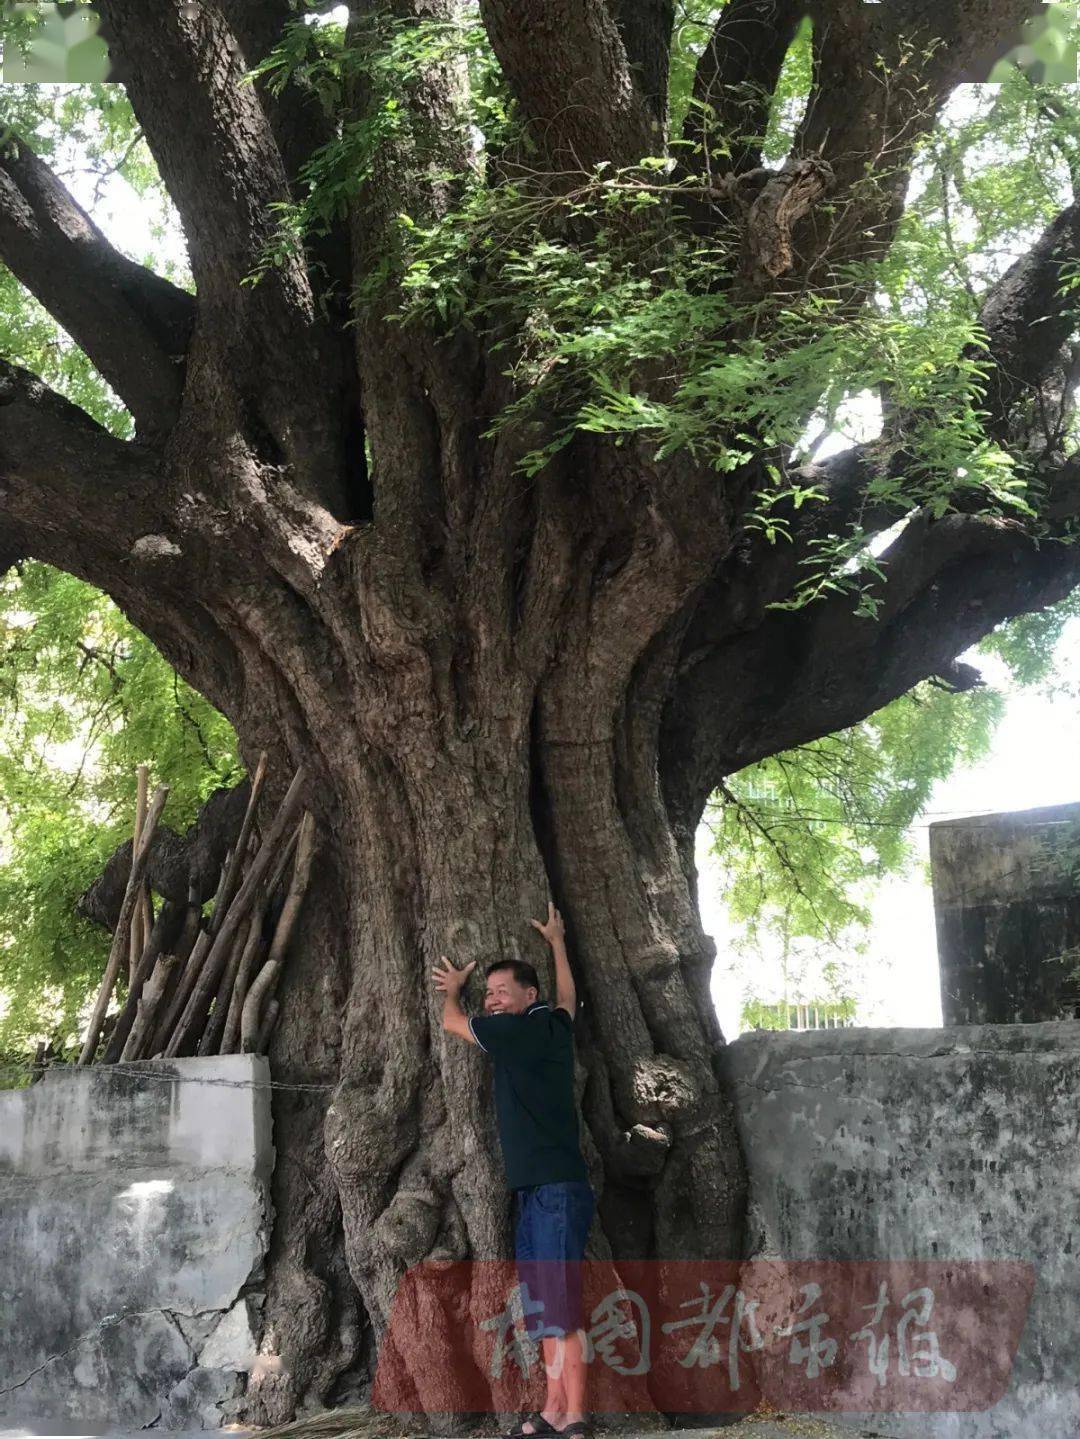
[469,1000,589,1191]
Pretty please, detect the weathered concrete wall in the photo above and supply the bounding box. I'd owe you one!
[0,1055,273,1433]
[722,1023,1080,1439]
[930,800,1080,1024]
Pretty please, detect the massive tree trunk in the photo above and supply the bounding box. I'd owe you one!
[3,0,1080,1421]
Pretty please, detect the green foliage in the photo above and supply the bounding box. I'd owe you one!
[243,5,509,289]
[0,563,242,1062]
[710,588,1080,978]
[397,172,1028,551]
[667,2,815,161]
[0,81,188,293]
[710,676,1006,954]
[253,5,1075,614]
[979,589,1080,691]
[0,86,227,1065]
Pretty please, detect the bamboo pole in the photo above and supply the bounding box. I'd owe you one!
[264,810,316,976]
[240,810,317,1052]
[148,846,233,1056]
[77,784,169,1064]
[101,898,183,1064]
[255,999,280,1053]
[167,911,246,1057]
[219,920,266,1056]
[129,888,200,1060]
[198,829,260,1057]
[208,751,267,935]
[240,959,280,1053]
[162,767,306,1056]
[129,764,149,983]
[150,927,210,1057]
[211,818,297,1056]
[200,906,262,1056]
[222,823,301,1059]
[266,816,302,900]
[120,954,180,1061]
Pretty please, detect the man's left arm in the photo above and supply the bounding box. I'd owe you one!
[531,901,576,1018]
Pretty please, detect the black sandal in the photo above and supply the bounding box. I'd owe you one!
[554,1425,592,1439]
[506,1414,558,1438]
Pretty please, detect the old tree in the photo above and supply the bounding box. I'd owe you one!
[4,0,1080,1420]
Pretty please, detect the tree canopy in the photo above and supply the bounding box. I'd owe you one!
[2,11,1080,1056]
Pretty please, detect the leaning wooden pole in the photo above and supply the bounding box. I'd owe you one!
[200,905,261,1056]
[77,783,169,1065]
[240,809,316,1052]
[101,898,183,1064]
[208,750,267,935]
[120,954,180,1062]
[161,766,307,1058]
[129,763,149,983]
[219,912,266,1056]
[147,848,232,1056]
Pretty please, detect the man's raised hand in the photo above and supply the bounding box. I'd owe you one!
[433,955,477,996]
[529,900,565,948]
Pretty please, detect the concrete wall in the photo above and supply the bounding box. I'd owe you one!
[0,1055,274,1434]
[722,1023,1080,1439]
[930,800,1080,1024]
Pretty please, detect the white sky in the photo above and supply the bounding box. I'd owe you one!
[36,81,1080,1040]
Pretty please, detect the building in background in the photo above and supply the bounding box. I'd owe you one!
[740,997,856,1031]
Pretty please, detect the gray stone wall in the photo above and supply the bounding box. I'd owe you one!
[0,1055,274,1433]
[722,1022,1080,1439]
[930,800,1080,1024]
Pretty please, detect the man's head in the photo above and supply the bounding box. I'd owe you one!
[484,959,540,1015]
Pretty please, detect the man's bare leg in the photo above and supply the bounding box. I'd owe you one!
[553,1331,587,1428]
[520,1337,565,1432]
[527,1332,586,1431]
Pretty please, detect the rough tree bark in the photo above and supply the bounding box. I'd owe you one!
[1,0,1078,1421]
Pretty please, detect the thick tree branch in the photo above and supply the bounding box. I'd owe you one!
[660,457,1080,838]
[607,0,675,130]
[0,357,242,710]
[0,357,166,552]
[660,169,1080,824]
[344,0,481,570]
[970,196,1080,447]
[683,0,807,183]
[94,0,306,307]
[688,0,1048,294]
[95,0,355,511]
[222,0,354,314]
[479,0,656,173]
[777,0,1049,287]
[0,131,193,437]
[221,0,340,183]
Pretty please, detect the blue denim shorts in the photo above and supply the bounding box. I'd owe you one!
[514,1179,595,1337]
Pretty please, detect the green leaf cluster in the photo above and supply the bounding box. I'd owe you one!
[712,678,1006,950]
[0,562,241,1066]
[0,97,229,1066]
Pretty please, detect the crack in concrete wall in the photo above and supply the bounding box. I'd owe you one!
[0,1055,274,1432]
[0,1306,194,1397]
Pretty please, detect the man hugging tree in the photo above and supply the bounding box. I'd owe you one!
[434,903,595,1439]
